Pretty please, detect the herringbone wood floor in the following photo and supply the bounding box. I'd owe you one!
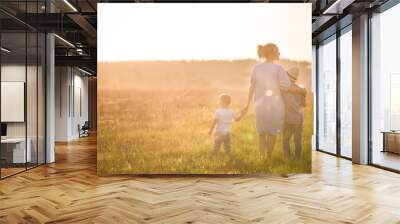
[1,135,400,224]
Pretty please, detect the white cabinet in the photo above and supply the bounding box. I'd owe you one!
[1,138,32,163]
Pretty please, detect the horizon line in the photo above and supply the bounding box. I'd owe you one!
[98,57,312,63]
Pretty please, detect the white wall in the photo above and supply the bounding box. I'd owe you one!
[55,67,89,141]
[55,67,70,141]
[1,66,26,139]
[1,65,38,138]
[88,77,97,131]
[72,73,89,138]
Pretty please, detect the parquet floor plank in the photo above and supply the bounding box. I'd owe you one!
[1,135,400,223]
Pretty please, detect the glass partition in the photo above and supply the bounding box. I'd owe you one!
[38,32,46,165]
[27,31,38,169]
[1,31,28,177]
[0,2,46,179]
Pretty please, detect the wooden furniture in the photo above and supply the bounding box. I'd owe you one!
[382,131,400,154]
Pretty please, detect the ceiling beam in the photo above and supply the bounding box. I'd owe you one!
[67,13,97,39]
[55,55,96,70]
[323,0,356,14]
[67,13,97,47]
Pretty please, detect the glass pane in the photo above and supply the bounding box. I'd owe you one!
[1,32,27,177]
[340,29,352,158]
[27,31,38,169]
[371,4,400,171]
[317,38,337,154]
[38,33,45,165]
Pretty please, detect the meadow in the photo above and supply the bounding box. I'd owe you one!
[97,60,312,175]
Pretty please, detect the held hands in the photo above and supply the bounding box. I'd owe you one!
[235,106,248,122]
[240,106,249,116]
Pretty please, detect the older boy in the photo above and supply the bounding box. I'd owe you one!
[282,67,306,159]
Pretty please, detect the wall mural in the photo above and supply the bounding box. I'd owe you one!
[97,3,313,174]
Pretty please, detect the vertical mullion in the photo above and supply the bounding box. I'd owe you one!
[336,30,341,157]
[367,11,373,165]
[316,45,320,151]
[0,27,2,179]
[44,34,47,164]
[25,0,28,171]
[44,0,47,164]
[36,0,39,167]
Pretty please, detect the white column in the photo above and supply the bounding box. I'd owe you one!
[45,0,56,163]
[352,14,369,164]
[46,33,55,163]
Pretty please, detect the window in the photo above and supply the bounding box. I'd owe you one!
[371,3,400,171]
[317,37,337,154]
[339,28,352,158]
[390,74,400,130]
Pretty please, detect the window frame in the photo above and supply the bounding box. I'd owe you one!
[315,24,353,160]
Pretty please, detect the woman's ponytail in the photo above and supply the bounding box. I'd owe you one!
[257,43,279,60]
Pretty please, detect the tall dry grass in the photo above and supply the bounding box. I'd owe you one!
[97,60,312,174]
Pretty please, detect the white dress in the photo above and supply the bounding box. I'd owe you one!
[250,62,290,135]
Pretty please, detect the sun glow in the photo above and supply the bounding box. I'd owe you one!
[98,3,311,62]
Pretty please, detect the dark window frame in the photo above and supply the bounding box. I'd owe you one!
[315,24,353,161]
[367,1,400,173]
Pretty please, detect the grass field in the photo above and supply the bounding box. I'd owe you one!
[97,60,312,175]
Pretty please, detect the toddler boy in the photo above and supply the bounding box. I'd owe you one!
[209,94,244,155]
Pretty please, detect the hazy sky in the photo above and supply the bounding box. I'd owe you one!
[98,3,311,62]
